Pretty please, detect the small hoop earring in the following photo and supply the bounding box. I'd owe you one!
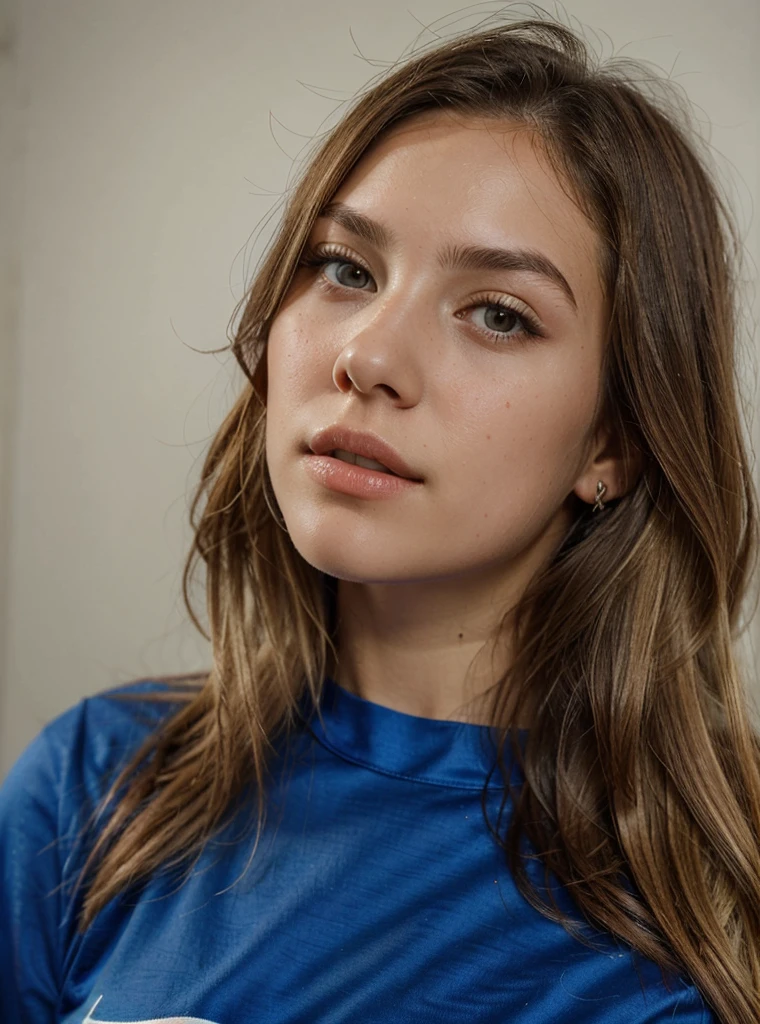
[592,480,607,513]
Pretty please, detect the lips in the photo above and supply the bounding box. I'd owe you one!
[307,426,423,481]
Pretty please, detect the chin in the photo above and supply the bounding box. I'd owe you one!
[287,537,393,584]
[282,517,419,585]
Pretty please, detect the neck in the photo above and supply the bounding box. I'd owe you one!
[329,574,519,725]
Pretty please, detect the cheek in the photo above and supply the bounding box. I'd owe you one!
[265,318,300,467]
[266,314,319,408]
[452,368,598,495]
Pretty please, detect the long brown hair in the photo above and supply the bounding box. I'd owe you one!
[76,13,760,1020]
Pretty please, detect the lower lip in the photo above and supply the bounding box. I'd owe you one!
[302,454,423,499]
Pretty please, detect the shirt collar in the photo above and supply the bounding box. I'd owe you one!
[304,676,526,790]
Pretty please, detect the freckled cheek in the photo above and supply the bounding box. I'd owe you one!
[268,316,325,401]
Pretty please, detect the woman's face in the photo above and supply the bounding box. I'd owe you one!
[265,111,610,590]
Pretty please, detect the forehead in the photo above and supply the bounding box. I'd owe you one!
[328,110,604,306]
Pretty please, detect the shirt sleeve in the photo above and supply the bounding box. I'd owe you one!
[0,720,71,1024]
[0,685,179,1024]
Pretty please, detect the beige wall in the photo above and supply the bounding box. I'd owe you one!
[0,0,22,777]
[2,0,759,777]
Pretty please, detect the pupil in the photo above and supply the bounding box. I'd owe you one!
[338,263,367,287]
[485,306,515,332]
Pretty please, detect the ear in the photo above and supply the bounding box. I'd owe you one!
[571,420,643,508]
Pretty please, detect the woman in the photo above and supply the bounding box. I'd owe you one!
[2,14,759,1024]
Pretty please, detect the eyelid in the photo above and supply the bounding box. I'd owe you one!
[308,242,373,275]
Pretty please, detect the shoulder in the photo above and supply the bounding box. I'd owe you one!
[2,678,192,813]
[0,677,198,1020]
[0,676,196,865]
[0,677,198,887]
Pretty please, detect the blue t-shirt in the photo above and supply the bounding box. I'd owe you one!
[0,677,715,1023]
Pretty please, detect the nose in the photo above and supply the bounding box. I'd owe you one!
[330,293,427,407]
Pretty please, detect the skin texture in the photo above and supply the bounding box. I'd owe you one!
[265,110,634,724]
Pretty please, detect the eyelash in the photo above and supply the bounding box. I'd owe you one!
[298,243,546,343]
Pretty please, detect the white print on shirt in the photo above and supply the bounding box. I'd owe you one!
[83,994,220,1024]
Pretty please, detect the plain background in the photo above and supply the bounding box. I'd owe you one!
[1,0,758,779]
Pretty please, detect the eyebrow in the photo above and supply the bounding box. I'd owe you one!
[318,201,578,313]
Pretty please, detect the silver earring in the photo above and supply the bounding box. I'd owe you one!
[592,480,607,513]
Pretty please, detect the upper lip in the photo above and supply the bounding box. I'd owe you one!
[307,426,423,481]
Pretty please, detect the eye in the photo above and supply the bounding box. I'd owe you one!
[480,305,522,334]
[299,244,376,292]
[326,260,373,290]
[461,297,545,344]
[474,303,541,339]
